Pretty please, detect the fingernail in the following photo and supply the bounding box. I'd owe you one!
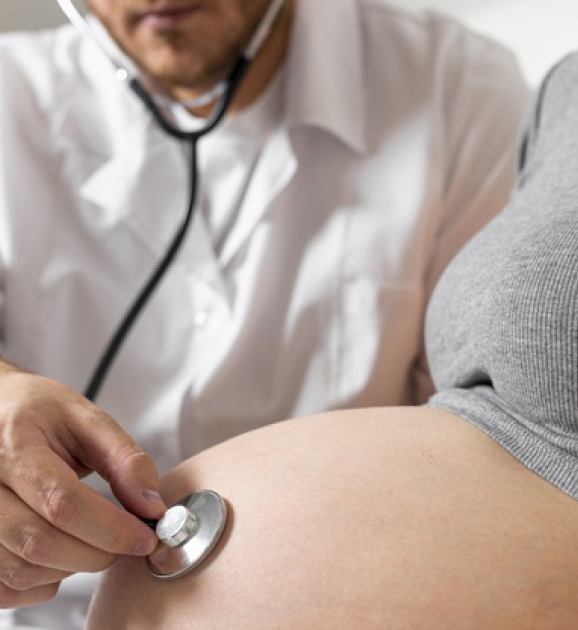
[143,489,165,506]
[154,547,171,567]
[134,537,158,556]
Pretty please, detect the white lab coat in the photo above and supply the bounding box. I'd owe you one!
[0,0,528,626]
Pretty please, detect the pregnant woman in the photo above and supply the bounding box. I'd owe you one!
[87,52,578,630]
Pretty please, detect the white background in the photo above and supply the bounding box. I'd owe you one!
[0,0,576,85]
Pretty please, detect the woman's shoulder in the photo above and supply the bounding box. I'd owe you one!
[533,51,578,128]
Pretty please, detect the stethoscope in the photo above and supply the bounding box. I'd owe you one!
[55,0,286,580]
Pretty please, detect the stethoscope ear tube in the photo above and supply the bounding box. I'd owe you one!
[128,56,250,142]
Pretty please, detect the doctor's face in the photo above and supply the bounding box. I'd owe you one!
[87,0,281,98]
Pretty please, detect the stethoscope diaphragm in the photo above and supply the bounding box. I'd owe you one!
[147,489,227,580]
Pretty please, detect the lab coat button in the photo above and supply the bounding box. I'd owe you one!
[194,311,209,327]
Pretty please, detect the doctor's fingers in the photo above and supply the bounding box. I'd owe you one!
[0,368,165,521]
[0,484,117,573]
[0,450,158,559]
[0,571,61,609]
[0,488,112,609]
[0,546,71,609]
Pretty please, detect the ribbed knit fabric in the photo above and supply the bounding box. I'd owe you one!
[426,52,578,500]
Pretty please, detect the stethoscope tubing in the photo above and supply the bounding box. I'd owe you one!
[127,56,250,142]
[83,57,250,401]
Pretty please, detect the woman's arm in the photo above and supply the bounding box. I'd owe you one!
[86,406,578,629]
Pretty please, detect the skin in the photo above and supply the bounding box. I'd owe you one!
[86,0,296,115]
[0,0,295,610]
[87,407,578,629]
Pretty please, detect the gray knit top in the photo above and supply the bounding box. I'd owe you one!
[426,53,578,500]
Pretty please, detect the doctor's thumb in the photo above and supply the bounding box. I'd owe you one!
[107,444,168,521]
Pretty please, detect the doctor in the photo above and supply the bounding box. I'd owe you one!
[0,0,528,627]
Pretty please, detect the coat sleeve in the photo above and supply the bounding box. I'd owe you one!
[0,32,67,361]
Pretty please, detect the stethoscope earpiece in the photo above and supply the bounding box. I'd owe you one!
[147,490,228,580]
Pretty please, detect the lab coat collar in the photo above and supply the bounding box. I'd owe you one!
[79,117,232,300]
[70,15,192,252]
[85,1,368,155]
[78,113,189,250]
[284,0,367,155]
[217,0,369,267]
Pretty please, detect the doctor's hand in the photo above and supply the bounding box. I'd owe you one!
[0,365,167,609]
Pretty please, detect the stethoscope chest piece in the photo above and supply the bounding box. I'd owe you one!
[147,489,227,580]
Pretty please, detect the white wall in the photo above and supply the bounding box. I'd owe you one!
[1,0,577,85]
[394,0,578,85]
[1,1,66,32]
